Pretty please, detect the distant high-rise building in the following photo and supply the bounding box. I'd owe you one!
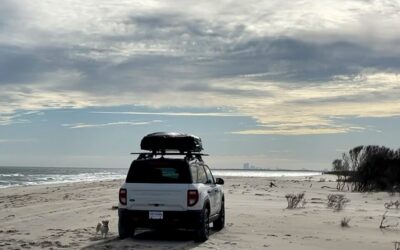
[243,163,250,169]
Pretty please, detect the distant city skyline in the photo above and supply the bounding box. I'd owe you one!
[1,1,400,170]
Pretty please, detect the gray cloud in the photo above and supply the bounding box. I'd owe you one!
[0,45,70,85]
[219,38,400,82]
[2,4,399,85]
[0,1,18,31]
[1,0,400,134]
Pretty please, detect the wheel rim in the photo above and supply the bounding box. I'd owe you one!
[205,209,210,236]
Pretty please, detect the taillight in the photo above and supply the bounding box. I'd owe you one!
[119,188,127,205]
[187,190,199,207]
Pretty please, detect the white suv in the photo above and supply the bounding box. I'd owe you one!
[118,133,225,242]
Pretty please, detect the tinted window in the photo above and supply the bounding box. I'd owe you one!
[126,160,190,183]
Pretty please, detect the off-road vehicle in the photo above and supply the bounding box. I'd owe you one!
[118,132,225,242]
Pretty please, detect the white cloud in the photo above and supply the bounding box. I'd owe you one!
[1,0,400,134]
[62,120,162,129]
[230,72,400,134]
[91,111,246,117]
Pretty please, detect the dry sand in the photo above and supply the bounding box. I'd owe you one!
[1,175,400,249]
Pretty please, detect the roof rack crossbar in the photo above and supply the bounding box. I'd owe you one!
[130,152,209,156]
[130,151,208,161]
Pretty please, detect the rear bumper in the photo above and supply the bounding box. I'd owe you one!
[118,208,202,230]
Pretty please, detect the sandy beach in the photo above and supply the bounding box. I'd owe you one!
[1,175,400,250]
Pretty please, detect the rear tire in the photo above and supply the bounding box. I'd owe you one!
[194,207,210,242]
[118,215,134,239]
[213,201,225,231]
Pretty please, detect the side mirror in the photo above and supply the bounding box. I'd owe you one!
[216,178,224,185]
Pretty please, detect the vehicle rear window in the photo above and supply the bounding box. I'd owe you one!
[126,160,191,183]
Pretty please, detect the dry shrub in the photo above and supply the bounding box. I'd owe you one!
[327,194,350,211]
[379,211,400,229]
[384,200,400,209]
[340,217,351,227]
[285,192,306,209]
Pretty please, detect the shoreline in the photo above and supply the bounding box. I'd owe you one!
[0,169,324,189]
[1,176,400,249]
[0,178,126,190]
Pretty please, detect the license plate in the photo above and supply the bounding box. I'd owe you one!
[149,211,163,220]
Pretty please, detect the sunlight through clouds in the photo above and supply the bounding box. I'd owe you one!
[1,0,400,135]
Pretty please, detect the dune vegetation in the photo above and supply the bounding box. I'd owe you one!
[331,145,400,192]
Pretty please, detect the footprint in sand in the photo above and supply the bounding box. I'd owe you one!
[224,241,237,246]
[302,235,318,240]
[6,229,18,234]
[40,241,53,248]
[54,241,70,248]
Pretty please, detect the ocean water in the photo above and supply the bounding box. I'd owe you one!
[0,166,322,188]
[213,169,322,178]
[0,166,128,188]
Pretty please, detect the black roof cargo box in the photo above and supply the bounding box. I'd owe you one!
[140,132,203,152]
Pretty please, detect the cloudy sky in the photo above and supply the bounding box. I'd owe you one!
[1,0,399,169]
